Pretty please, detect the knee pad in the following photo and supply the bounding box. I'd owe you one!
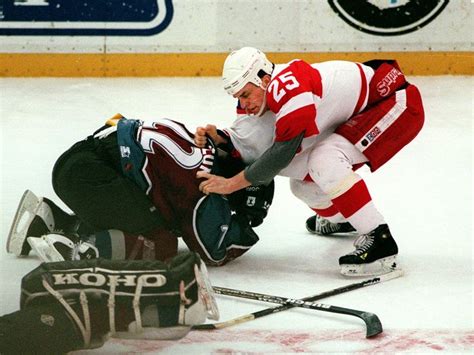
[290,179,332,209]
[308,136,363,191]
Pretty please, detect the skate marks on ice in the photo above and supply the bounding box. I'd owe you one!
[75,329,474,354]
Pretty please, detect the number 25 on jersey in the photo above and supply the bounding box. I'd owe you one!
[268,72,300,103]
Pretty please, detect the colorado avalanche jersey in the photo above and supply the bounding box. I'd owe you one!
[114,117,258,265]
[136,119,216,227]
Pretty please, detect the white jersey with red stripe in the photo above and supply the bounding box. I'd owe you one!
[267,60,374,154]
[228,60,377,180]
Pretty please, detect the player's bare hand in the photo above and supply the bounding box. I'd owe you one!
[194,127,208,147]
[194,125,227,147]
[204,124,227,145]
[197,171,233,195]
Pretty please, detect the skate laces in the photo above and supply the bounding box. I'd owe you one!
[57,239,82,261]
[58,234,95,260]
[350,234,375,255]
[316,215,340,234]
[56,240,92,261]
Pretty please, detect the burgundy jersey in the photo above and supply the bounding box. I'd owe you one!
[136,119,215,228]
[114,117,264,265]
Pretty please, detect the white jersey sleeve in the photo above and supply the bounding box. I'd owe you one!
[223,111,275,165]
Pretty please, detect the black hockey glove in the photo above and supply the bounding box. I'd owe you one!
[228,180,275,227]
[233,213,260,245]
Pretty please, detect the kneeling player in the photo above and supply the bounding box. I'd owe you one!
[0,252,218,354]
[6,115,274,265]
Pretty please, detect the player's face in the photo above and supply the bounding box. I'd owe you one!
[234,82,267,116]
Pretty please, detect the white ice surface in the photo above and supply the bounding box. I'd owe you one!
[0,76,472,353]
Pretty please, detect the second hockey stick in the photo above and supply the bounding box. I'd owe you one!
[192,269,403,333]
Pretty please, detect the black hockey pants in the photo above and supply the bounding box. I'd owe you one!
[52,132,165,235]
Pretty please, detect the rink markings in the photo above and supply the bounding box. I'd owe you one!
[85,329,474,354]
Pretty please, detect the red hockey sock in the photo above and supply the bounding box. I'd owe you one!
[331,179,372,219]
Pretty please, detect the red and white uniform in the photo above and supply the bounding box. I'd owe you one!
[268,60,373,148]
[230,59,424,234]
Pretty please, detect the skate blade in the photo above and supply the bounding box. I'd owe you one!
[6,190,41,256]
[27,236,65,263]
[194,262,220,321]
[340,255,399,277]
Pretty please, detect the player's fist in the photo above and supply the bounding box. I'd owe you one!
[194,124,226,147]
[194,127,208,147]
[203,124,218,142]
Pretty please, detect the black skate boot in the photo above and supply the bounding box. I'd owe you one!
[339,224,398,276]
[306,214,355,235]
[7,190,81,257]
[27,233,99,262]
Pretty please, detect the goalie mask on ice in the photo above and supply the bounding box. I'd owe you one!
[20,252,218,349]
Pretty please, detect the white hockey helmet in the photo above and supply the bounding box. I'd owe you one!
[222,47,274,96]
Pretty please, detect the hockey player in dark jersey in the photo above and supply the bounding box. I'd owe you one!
[3,115,278,353]
[6,114,274,266]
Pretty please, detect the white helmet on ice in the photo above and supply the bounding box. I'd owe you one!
[222,47,274,96]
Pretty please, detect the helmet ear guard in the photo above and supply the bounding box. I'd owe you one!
[222,47,274,96]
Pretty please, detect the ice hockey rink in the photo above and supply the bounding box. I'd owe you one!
[0,75,472,353]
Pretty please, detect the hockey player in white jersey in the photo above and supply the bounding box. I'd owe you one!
[196,47,425,276]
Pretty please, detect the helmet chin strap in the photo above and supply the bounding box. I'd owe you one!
[255,94,267,117]
[249,83,268,117]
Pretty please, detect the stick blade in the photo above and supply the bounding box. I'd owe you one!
[360,312,383,338]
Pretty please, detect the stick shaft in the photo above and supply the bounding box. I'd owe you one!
[212,286,383,337]
[192,270,403,330]
[213,286,362,313]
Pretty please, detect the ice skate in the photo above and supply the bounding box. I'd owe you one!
[27,233,99,263]
[306,214,355,235]
[6,190,55,256]
[7,190,82,257]
[339,224,399,276]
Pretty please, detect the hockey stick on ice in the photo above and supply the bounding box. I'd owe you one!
[212,286,382,338]
[192,269,403,334]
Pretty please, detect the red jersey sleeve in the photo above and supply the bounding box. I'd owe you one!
[266,60,323,142]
